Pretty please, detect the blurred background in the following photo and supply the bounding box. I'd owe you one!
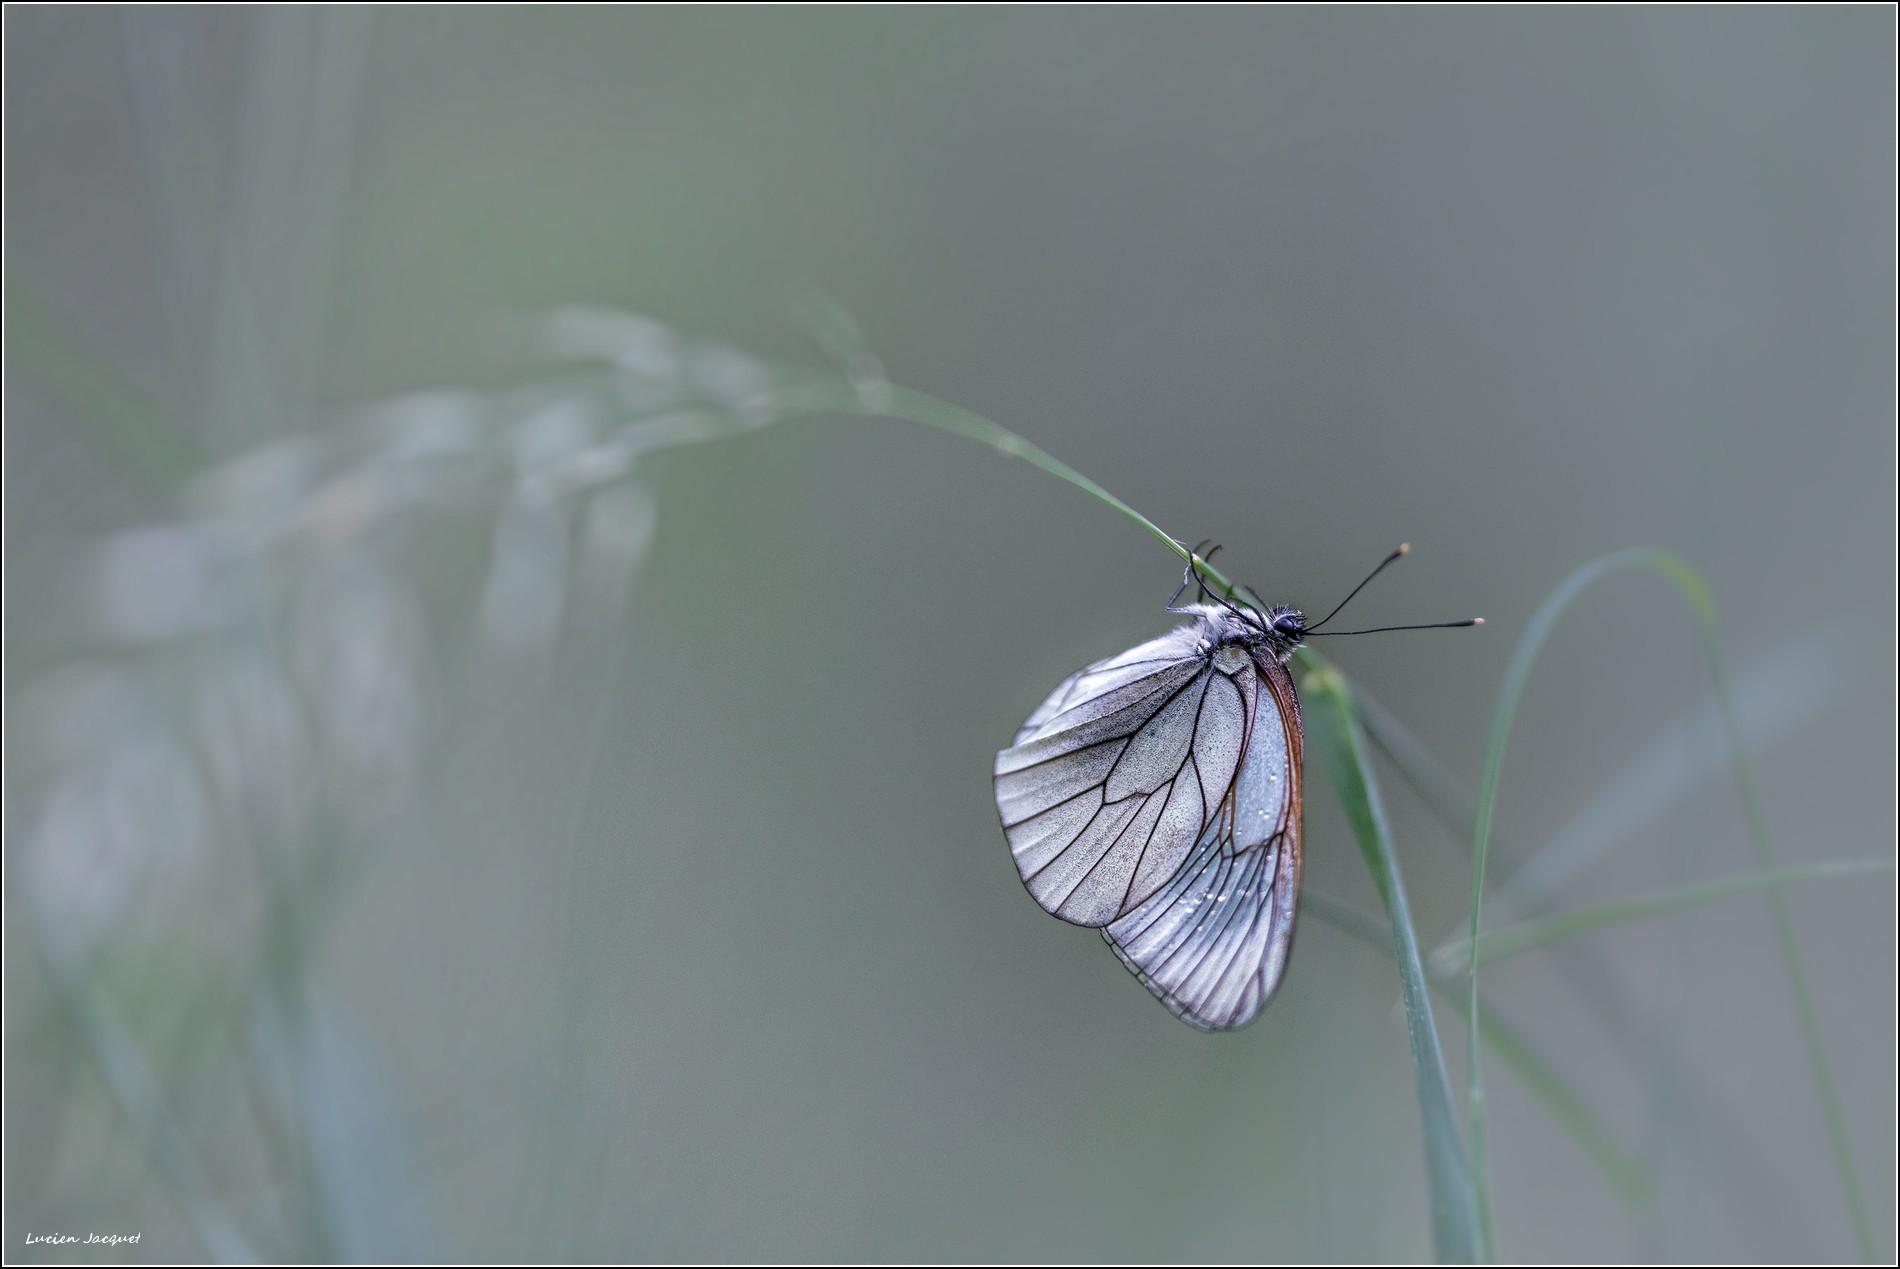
[4,8,1893,1263]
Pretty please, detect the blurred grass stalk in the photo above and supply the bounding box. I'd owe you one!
[8,12,406,1259]
[24,907,258,1262]
[1460,549,1876,1263]
[1434,859,1896,973]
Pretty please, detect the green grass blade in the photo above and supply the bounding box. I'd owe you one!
[1305,669,1488,1262]
[1434,859,1896,974]
[754,378,1196,570]
[1303,890,1652,1209]
[778,288,1215,581]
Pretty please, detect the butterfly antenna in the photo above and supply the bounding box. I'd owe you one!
[1306,617,1484,637]
[1307,543,1410,632]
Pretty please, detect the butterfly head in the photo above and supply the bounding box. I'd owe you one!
[1246,602,1307,662]
[1174,540,1479,663]
[1190,600,1306,664]
[1177,541,1482,655]
[1265,605,1307,650]
[1171,546,1309,662]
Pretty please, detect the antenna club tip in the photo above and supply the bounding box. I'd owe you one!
[1472,617,1485,626]
[1398,542,1411,555]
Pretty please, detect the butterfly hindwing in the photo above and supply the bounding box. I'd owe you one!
[1102,655,1304,1031]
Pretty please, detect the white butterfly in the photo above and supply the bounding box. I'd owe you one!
[994,547,1474,1030]
[994,585,1309,1032]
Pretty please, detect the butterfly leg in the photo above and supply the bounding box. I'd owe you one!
[1165,541,1223,613]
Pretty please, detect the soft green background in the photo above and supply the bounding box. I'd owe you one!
[5,8,1894,1262]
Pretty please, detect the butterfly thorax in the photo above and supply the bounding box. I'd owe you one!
[1184,602,1306,664]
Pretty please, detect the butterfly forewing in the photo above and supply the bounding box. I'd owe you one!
[1103,658,1304,1030]
[993,628,1252,928]
[1006,626,1203,744]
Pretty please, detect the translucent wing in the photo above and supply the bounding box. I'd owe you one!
[994,626,1255,928]
[1102,657,1304,1031]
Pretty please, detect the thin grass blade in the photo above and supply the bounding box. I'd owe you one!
[1305,668,1488,1263]
[1436,859,1896,974]
[1304,889,1652,1209]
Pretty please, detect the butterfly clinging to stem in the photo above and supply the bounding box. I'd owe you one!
[993,544,1480,1030]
